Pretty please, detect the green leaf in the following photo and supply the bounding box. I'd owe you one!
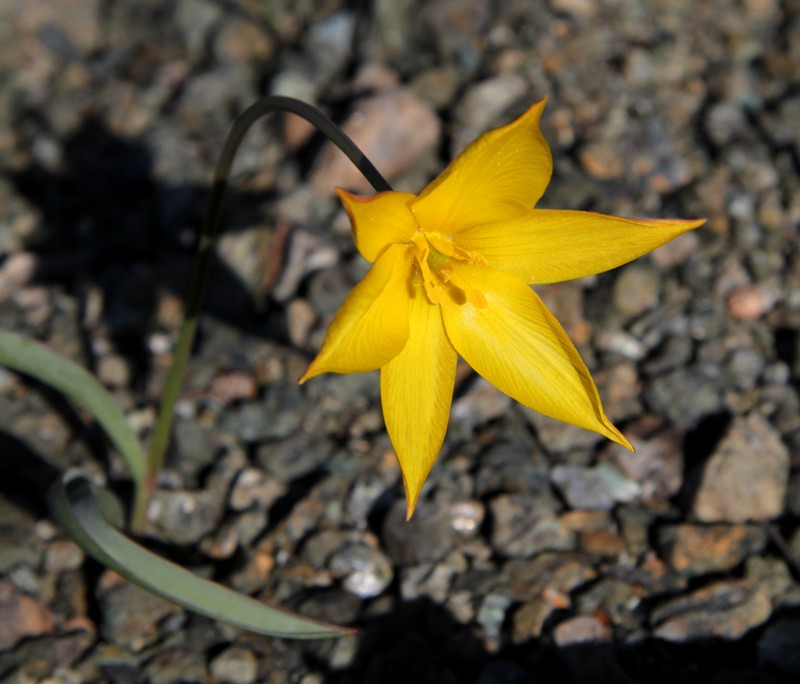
[0,329,146,489]
[49,472,353,639]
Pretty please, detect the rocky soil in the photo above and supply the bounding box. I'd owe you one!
[0,0,799,682]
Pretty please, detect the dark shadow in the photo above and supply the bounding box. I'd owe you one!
[678,410,732,514]
[774,327,798,387]
[0,431,62,516]
[6,108,296,375]
[322,596,795,684]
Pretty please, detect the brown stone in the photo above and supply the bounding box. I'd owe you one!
[512,599,556,642]
[727,285,773,320]
[659,524,767,575]
[553,615,612,646]
[0,580,55,650]
[310,88,441,194]
[692,413,789,522]
[652,580,771,641]
[208,372,258,406]
[579,141,625,180]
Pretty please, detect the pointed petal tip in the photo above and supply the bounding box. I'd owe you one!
[656,217,707,231]
[297,366,315,385]
[404,484,421,521]
[399,464,424,521]
[335,186,359,202]
[336,186,392,204]
[605,421,634,452]
[617,432,635,453]
[515,95,548,125]
[298,356,329,385]
[335,187,361,215]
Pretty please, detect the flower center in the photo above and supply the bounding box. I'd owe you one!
[410,231,487,308]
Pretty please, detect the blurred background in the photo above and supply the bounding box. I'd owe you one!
[0,0,798,682]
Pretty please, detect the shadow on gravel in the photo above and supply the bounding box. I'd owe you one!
[0,431,61,517]
[323,597,792,684]
[7,110,289,358]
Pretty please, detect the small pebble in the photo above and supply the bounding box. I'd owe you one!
[208,646,259,684]
[692,413,789,522]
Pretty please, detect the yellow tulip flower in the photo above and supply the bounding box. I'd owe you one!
[300,97,704,517]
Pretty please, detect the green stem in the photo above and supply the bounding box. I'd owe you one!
[134,97,392,532]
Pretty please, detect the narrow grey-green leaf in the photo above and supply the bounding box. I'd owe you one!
[0,330,146,488]
[49,473,352,639]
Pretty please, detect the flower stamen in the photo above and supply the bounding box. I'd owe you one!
[410,232,487,308]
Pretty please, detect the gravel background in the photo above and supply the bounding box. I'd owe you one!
[1,0,799,682]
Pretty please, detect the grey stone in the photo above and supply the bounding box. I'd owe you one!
[477,592,513,649]
[173,418,217,471]
[297,589,361,627]
[301,530,352,568]
[229,467,286,511]
[551,464,634,511]
[272,229,339,304]
[382,501,459,566]
[201,509,269,559]
[644,365,723,428]
[474,439,550,496]
[603,421,683,502]
[522,407,605,454]
[97,578,181,652]
[418,0,490,70]
[305,11,355,80]
[146,489,225,545]
[224,388,305,443]
[489,494,574,558]
[613,264,662,319]
[451,377,513,433]
[0,495,43,573]
[329,543,393,599]
[400,553,467,603]
[450,74,528,155]
[256,434,334,482]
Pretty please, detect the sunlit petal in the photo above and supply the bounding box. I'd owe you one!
[299,244,412,382]
[381,282,457,518]
[441,264,632,449]
[411,98,551,232]
[457,210,706,284]
[337,189,419,263]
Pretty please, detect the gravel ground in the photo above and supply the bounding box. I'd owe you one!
[1,0,799,682]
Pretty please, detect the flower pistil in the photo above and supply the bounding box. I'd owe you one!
[410,231,487,309]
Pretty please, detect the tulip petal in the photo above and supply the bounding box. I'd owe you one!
[441,265,632,449]
[457,210,706,285]
[299,244,412,382]
[411,98,552,232]
[381,283,457,518]
[337,189,419,263]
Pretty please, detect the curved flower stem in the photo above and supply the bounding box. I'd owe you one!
[134,96,393,532]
